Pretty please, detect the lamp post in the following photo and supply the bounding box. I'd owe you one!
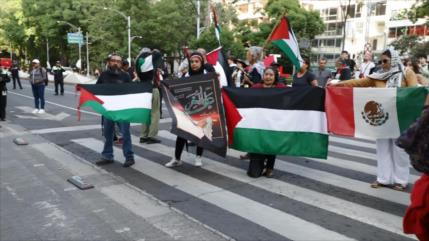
[57,20,82,69]
[102,7,131,63]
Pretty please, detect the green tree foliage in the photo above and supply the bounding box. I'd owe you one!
[390,34,422,56]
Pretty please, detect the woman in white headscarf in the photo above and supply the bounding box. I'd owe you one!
[329,47,418,191]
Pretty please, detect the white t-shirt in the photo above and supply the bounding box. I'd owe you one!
[359,61,375,77]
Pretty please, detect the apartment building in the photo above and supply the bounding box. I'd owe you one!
[300,0,428,62]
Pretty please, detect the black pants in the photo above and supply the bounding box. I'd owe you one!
[12,75,22,89]
[249,153,276,169]
[0,94,6,120]
[55,79,64,94]
[175,136,203,160]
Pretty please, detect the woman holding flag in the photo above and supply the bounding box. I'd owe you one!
[165,52,208,168]
[329,47,418,191]
[247,66,286,178]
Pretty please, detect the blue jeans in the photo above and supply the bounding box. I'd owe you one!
[102,118,134,161]
[31,84,45,109]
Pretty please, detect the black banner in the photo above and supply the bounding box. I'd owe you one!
[161,73,227,157]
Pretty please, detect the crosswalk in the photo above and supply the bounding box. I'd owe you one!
[61,123,419,241]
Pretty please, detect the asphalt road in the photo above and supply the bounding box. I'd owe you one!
[0,81,420,241]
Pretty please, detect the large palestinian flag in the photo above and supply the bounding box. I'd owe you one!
[77,82,152,123]
[326,87,428,139]
[268,17,303,71]
[222,87,328,159]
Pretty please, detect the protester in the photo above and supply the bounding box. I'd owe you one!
[197,48,216,73]
[330,47,417,191]
[0,66,10,121]
[137,47,162,144]
[334,58,352,81]
[359,53,375,78]
[10,62,22,89]
[122,60,135,80]
[397,101,429,240]
[51,61,65,95]
[419,56,429,80]
[314,57,331,87]
[292,57,318,87]
[231,59,247,88]
[410,58,429,86]
[247,67,286,178]
[29,59,48,114]
[227,56,237,74]
[243,46,264,87]
[165,52,207,167]
[96,54,135,168]
[341,50,356,72]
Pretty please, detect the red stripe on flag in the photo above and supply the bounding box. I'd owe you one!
[270,17,289,41]
[221,89,242,145]
[325,86,355,137]
[76,85,104,121]
[206,48,220,66]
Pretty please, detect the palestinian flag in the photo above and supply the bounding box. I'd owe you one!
[211,5,221,44]
[206,47,231,87]
[326,87,428,139]
[136,52,153,73]
[268,17,303,71]
[222,87,328,159]
[77,83,152,123]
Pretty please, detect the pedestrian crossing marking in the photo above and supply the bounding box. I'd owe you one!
[128,135,412,238]
[157,130,411,206]
[72,138,354,241]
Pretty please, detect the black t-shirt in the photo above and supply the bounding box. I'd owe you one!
[292,71,316,87]
[97,69,131,84]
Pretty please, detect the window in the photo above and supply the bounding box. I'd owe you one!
[311,39,319,47]
[372,39,378,51]
[356,3,363,18]
[388,28,396,38]
[328,8,338,20]
[336,22,344,35]
[373,2,386,16]
[347,5,355,18]
[336,39,342,47]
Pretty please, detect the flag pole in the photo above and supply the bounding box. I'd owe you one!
[262,11,288,51]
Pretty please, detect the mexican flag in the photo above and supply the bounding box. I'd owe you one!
[222,87,328,159]
[326,87,428,139]
[268,16,303,71]
[77,83,152,123]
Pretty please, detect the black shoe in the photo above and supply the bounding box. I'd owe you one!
[13,87,16,89]
[0,118,5,121]
[140,137,148,143]
[146,137,161,144]
[61,93,64,95]
[123,158,135,167]
[95,158,114,165]
[54,93,58,96]
[19,87,23,89]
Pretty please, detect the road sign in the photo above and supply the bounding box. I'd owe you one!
[67,33,83,45]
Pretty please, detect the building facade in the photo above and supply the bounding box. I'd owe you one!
[300,0,428,63]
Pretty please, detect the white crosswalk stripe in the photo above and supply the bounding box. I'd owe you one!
[73,138,354,241]
[50,123,417,240]
[127,135,411,239]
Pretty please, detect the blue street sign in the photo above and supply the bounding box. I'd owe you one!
[67,33,83,44]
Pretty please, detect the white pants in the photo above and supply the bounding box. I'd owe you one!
[376,138,410,186]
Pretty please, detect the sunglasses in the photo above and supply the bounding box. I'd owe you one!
[381,59,390,64]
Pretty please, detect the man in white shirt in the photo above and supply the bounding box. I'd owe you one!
[359,53,375,78]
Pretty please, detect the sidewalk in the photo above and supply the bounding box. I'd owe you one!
[0,122,230,241]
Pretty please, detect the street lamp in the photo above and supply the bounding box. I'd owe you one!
[102,7,131,63]
[131,35,143,44]
[57,20,82,69]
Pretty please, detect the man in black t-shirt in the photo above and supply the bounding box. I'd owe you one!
[96,54,135,168]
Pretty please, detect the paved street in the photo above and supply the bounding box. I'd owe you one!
[0,81,419,240]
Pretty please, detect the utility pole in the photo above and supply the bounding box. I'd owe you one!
[78,27,82,69]
[86,32,90,76]
[46,38,50,68]
[197,0,201,39]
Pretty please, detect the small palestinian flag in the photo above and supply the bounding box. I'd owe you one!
[222,87,329,159]
[268,17,303,71]
[326,87,428,139]
[77,83,152,123]
[211,5,221,44]
[206,47,231,87]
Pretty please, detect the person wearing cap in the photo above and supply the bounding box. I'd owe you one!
[51,61,65,95]
[165,52,208,168]
[135,47,162,145]
[95,53,135,168]
[29,59,48,114]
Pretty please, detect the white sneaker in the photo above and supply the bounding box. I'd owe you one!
[194,156,202,167]
[32,109,39,114]
[38,109,45,114]
[165,158,183,167]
